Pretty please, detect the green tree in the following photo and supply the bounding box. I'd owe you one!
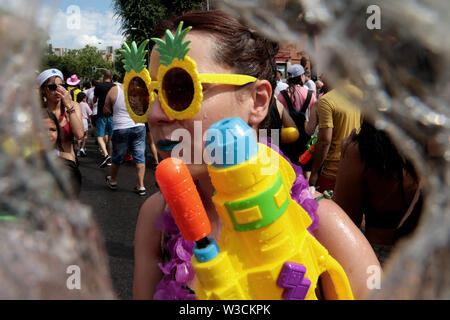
[40,45,114,84]
[112,0,206,49]
[40,52,63,73]
[114,48,126,81]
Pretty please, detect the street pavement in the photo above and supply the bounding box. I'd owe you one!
[78,134,159,300]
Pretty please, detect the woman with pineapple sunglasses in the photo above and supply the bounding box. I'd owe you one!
[133,10,379,300]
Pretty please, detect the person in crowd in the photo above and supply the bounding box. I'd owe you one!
[316,74,330,99]
[94,70,115,167]
[300,56,308,70]
[103,81,148,196]
[309,81,363,191]
[82,81,91,92]
[66,74,82,102]
[76,92,92,157]
[277,64,317,169]
[333,121,422,265]
[38,68,84,164]
[133,10,379,300]
[145,123,160,167]
[303,69,317,96]
[43,109,64,156]
[274,68,288,97]
[42,102,82,196]
[86,79,98,139]
[112,74,121,85]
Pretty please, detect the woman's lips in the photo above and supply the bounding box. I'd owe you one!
[157,139,180,152]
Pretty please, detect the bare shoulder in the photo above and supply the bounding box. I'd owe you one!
[314,195,380,299]
[340,135,360,160]
[133,192,166,300]
[314,193,364,243]
[138,192,166,224]
[135,191,166,259]
[107,85,118,97]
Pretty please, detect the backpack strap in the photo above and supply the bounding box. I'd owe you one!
[300,89,313,113]
[70,88,76,100]
[281,88,313,115]
[280,89,295,113]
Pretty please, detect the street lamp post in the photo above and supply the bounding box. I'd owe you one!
[131,27,150,65]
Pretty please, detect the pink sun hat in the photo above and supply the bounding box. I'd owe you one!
[66,74,81,86]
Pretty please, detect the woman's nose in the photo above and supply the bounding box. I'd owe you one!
[147,96,175,127]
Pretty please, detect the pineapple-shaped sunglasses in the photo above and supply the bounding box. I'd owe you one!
[121,21,258,123]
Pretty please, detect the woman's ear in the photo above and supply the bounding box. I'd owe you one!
[248,80,272,128]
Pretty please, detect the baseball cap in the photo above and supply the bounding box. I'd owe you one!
[287,64,305,78]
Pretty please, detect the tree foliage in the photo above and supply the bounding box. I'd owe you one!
[40,45,115,83]
[112,0,206,48]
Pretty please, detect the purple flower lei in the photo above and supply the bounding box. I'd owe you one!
[153,140,319,300]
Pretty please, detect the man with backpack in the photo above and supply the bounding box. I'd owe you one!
[277,64,317,171]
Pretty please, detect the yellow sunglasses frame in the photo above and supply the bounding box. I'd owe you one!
[124,55,257,123]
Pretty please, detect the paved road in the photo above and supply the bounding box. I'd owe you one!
[78,135,159,300]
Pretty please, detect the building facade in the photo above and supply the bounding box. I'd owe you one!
[53,47,68,56]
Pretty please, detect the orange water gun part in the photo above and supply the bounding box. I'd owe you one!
[299,144,315,164]
[299,136,318,165]
[155,157,212,242]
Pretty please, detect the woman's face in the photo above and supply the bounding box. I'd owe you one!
[43,76,63,103]
[148,31,266,179]
[44,118,58,146]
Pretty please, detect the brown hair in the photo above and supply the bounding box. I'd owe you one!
[43,109,63,152]
[152,10,280,129]
[103,70,113,80]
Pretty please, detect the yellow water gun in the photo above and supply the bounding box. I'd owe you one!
[156,117,353,300]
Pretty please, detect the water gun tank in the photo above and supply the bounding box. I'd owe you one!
[156,117,354,300]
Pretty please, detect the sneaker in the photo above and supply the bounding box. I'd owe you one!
[80,148,87,157]
[76,151,81,157]
[105,175,117,190]
[134,187,146,196]
[99,155,111,168]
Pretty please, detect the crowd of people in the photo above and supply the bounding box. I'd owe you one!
[38,68,160,199]
[37,9,423,300]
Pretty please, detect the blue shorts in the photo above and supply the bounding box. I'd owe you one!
[112,126,146,165]
[95,116,113,137]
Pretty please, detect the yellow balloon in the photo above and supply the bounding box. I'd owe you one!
[281,127,299,143]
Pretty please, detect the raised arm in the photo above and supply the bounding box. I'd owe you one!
[309,99,333,186]
[103,86,118,116]
[304,101,318,136]
[56,85,84,140]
